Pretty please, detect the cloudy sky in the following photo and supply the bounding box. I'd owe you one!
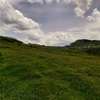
[0,0,100,46]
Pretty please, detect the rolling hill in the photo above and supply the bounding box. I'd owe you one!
[0,36,100,100]
[69,39,100,56]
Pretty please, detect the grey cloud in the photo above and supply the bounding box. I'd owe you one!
[86,8,100,30]
[0,0,44,45]
[63,0,93,17]
[0,0,100,46]
[87,8,100,22]
[25,0,93,17]
[11,0,93,17]
[0,0,39,31]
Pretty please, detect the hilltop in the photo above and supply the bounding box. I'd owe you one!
[69,39,100,56]
[70,39,100,47]
[0,36,23,44]
[0,36,100,100]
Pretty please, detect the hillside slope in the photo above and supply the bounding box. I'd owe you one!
[69,39,100,56]
[0,36,100,100]
[0,36,23,44]
[70,39,100,46]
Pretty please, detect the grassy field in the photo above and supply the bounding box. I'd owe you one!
[0,37,100,100]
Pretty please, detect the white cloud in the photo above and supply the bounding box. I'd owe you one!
[26,0,93,17]
[7,0,93,17]
[27,0,52,4]
[0,0,44,43]
[0,0,100,46]
[27,29,100,46]
[40,31,76,46]
[86,8,100,31]
[87,8,100,22]
[63,0,92,17]
[0,0,39,30]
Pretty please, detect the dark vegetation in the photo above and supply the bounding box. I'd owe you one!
[70,39,100,56]
[0,36,100,100]
[0,36,23,44]
[70,39,100,46]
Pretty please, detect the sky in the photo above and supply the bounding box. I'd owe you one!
[0,0,100,46]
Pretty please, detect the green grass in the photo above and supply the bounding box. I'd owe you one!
[0,38,100,100]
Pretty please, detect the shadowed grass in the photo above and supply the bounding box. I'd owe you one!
[0,39,100,100]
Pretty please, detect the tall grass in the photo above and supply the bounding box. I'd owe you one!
[0,41,100,100]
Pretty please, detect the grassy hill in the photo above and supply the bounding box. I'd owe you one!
[0,36,100,100]
[70,39,100,47]
[0,36,23,44]
[69,39,100,56]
